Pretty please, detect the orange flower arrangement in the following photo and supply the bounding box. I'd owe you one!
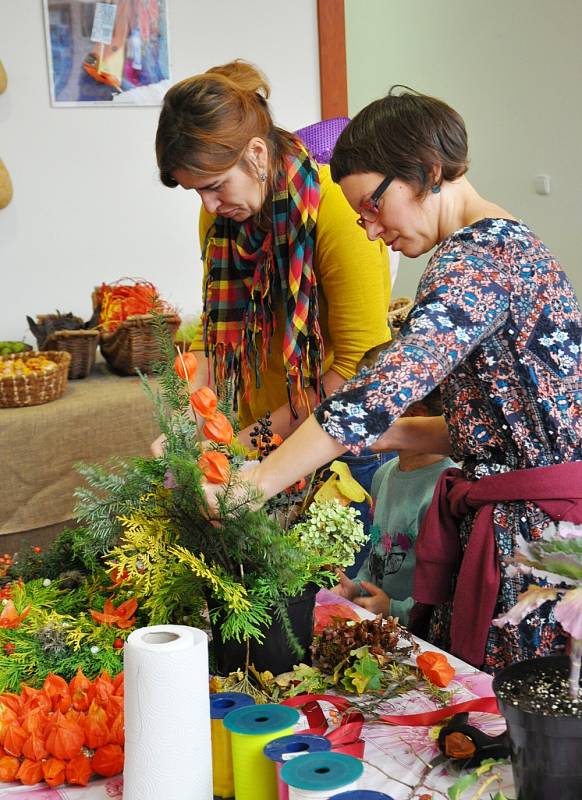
[0,669,124,787]
[0,600,31,629]
[416,650,455,688]
[90,597,137,629]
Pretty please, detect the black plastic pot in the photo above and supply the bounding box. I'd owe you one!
[492,655,582,800]
[208,584,318,676]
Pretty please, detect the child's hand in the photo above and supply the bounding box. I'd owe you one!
[331,570,359,601]
[354,581,391,617]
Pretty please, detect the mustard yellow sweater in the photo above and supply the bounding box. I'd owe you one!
[191,164,391,427]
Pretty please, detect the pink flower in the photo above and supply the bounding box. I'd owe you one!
[555,588,582,639]
[492,586,560,627]
[381,534,392,553]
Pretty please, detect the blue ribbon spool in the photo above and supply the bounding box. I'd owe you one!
[210,691,255,719]
[264,733,332,763]
[280,751,363,793]
[329,792,396,800]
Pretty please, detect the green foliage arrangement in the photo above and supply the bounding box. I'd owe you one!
[59,317,360,654]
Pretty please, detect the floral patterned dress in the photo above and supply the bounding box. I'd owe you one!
[315,218,582,670]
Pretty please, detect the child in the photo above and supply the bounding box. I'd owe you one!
[334,385,456,625]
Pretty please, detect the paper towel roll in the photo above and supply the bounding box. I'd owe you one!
[123,625,212,800]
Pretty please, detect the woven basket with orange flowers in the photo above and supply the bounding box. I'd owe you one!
[93,279,180,375]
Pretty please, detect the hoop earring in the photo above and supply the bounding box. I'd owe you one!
[431,183,441,194]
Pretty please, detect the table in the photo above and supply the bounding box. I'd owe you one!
[0,359,160,537]
[0,597,516,800]
[0,665,514,800]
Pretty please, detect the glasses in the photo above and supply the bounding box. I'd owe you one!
[356,176,392,228]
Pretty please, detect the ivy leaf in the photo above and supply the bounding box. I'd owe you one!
[342,653,382,694]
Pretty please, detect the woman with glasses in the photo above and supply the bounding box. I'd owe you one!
[154,60,393,453]
[205,86,582,673]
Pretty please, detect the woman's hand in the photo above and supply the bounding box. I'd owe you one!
[331,570,359,601]
[151,433,167,457]
[354,580,391,617]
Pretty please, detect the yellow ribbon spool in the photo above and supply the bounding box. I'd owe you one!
[210,691,256,798]
[224,703,300,800]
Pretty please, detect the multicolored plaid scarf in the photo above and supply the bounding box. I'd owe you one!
[202,144,324,415]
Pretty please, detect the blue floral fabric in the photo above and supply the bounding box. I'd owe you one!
[315,218,582,670]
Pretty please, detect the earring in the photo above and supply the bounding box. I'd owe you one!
[259,172,267,182]
[431,183,441,194]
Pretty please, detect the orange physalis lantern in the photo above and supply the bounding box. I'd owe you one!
[91,743,124,777]
[202,412,233,445]
[109,712,124,746]
[45,712,84,761]
[199,451,230,484]
[69,669,91,712]
[83,701,109,749]
[16,758,44,785]
[189,386,218,418]
[0,755,19,782]
[66,753,93,786]
[43,674,70,711]
[444,731,477,759]
[43,757,67,788]
[416,651,455,688]
[22,731,48,761]
[174,351,198,381]
[3,722,27,757]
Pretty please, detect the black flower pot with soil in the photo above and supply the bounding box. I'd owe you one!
[208,584,318,676]
[492,654,582,800]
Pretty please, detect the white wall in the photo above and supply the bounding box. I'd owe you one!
[346,0,582,303]
[0,0,320,341]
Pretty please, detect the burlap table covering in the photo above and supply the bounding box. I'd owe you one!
[0,360,162,536]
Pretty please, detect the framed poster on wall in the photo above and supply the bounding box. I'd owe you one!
[43,0,171,106]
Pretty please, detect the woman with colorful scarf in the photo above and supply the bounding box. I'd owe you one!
[154,60,393,448]
[203,86,582,673]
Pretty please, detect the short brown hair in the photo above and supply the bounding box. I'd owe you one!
[330,86,469,196]
[155,60,295,189]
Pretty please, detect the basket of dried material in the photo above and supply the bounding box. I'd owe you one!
[387,297,413,335]
[27,311,100,379]
[0,351,71,407]
[93,280,180,375]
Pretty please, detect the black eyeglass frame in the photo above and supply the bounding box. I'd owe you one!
[356,176,393,228]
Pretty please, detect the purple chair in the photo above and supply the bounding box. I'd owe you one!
[295,116,350,164]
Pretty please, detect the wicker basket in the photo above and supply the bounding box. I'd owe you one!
[42,329,99,379]
[0,350,71,408]
[99,313,181,375]
[388,296,413,334]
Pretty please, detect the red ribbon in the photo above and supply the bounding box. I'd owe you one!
[378,696,500,726]
[281,694,366,758]
[281,694,499,741]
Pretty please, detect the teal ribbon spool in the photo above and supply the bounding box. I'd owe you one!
[329,792,395,800]
[223,703,300,736]
[280,751,363,794]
